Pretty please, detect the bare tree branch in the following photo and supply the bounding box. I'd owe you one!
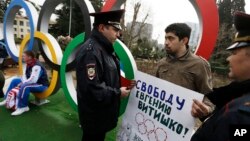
[132,13,148,39]
[122,2,149,49]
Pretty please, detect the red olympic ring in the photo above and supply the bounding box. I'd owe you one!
[102,0,219,60]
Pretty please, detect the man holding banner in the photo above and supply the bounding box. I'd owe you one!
[191,11,250,141]
[156,23,214,126]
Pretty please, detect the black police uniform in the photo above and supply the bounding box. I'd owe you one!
[76,29,121,140]
[191,80,250,141]
[192,11,250,141]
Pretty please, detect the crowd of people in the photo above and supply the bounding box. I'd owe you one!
[0,8,250,141]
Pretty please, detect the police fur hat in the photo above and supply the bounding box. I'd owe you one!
[89,9,125,30]
[227,11,250,50]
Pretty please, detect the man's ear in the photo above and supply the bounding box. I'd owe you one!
[182,37,189,45]
[98,24,105,32]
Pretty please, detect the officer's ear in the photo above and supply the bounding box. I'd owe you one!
[98,24,106,32]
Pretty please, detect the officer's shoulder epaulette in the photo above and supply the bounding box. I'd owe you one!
[86,40,94,51]
[238,102,250,115]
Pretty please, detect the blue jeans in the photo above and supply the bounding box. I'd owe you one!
[5,78,48,108]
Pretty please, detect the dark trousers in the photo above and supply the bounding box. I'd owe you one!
[81,131,106,141]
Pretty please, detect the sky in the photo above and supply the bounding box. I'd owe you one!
[123,0,250,43]
[29,0,250,25]
[127,0,201,42]
[28,0,250,44]
[29,0,250,14]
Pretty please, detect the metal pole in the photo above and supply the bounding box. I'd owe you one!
[69,0,72,36]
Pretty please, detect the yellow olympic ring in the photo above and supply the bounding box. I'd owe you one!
[19,31,59,99]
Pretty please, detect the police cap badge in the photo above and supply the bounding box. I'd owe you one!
[89,9,125,30]
[227,11,250,50]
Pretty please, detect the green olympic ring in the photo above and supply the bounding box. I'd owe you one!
[60,33,137,115]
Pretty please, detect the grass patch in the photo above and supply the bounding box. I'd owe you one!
[0,89,120,141]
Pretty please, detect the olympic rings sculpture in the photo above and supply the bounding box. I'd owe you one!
[3,0,218,115]
[3,0,94,100]
[3,0,137,113]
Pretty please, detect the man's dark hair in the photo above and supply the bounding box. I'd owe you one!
[165,23,191,41]
[24,50,36,59]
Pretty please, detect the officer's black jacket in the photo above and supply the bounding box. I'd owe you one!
[191,79,250,141]
[76,29,121,133]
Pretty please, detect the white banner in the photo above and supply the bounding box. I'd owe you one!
[117,71,204,141]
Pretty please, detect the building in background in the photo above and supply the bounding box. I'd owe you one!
[13,15,56,39]
[126,22,153,40]
[13,15,30,39]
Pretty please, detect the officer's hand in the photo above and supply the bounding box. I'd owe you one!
[191,99,210,118]
[120,87,130,98]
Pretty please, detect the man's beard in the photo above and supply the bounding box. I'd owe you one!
[165,48,175,56]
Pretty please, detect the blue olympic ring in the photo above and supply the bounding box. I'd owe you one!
[4,0,38,62]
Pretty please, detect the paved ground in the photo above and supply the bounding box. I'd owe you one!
[2,66,19,93]
[2,66,18,78]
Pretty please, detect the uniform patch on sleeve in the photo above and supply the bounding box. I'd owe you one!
[86,63,96,80]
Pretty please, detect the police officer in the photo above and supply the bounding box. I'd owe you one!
[191,11,250,141]
[76,9,135,141]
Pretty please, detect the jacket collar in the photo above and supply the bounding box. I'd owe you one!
[166,50,190,61]
[26,59,37,67]
[91,28,114,54]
